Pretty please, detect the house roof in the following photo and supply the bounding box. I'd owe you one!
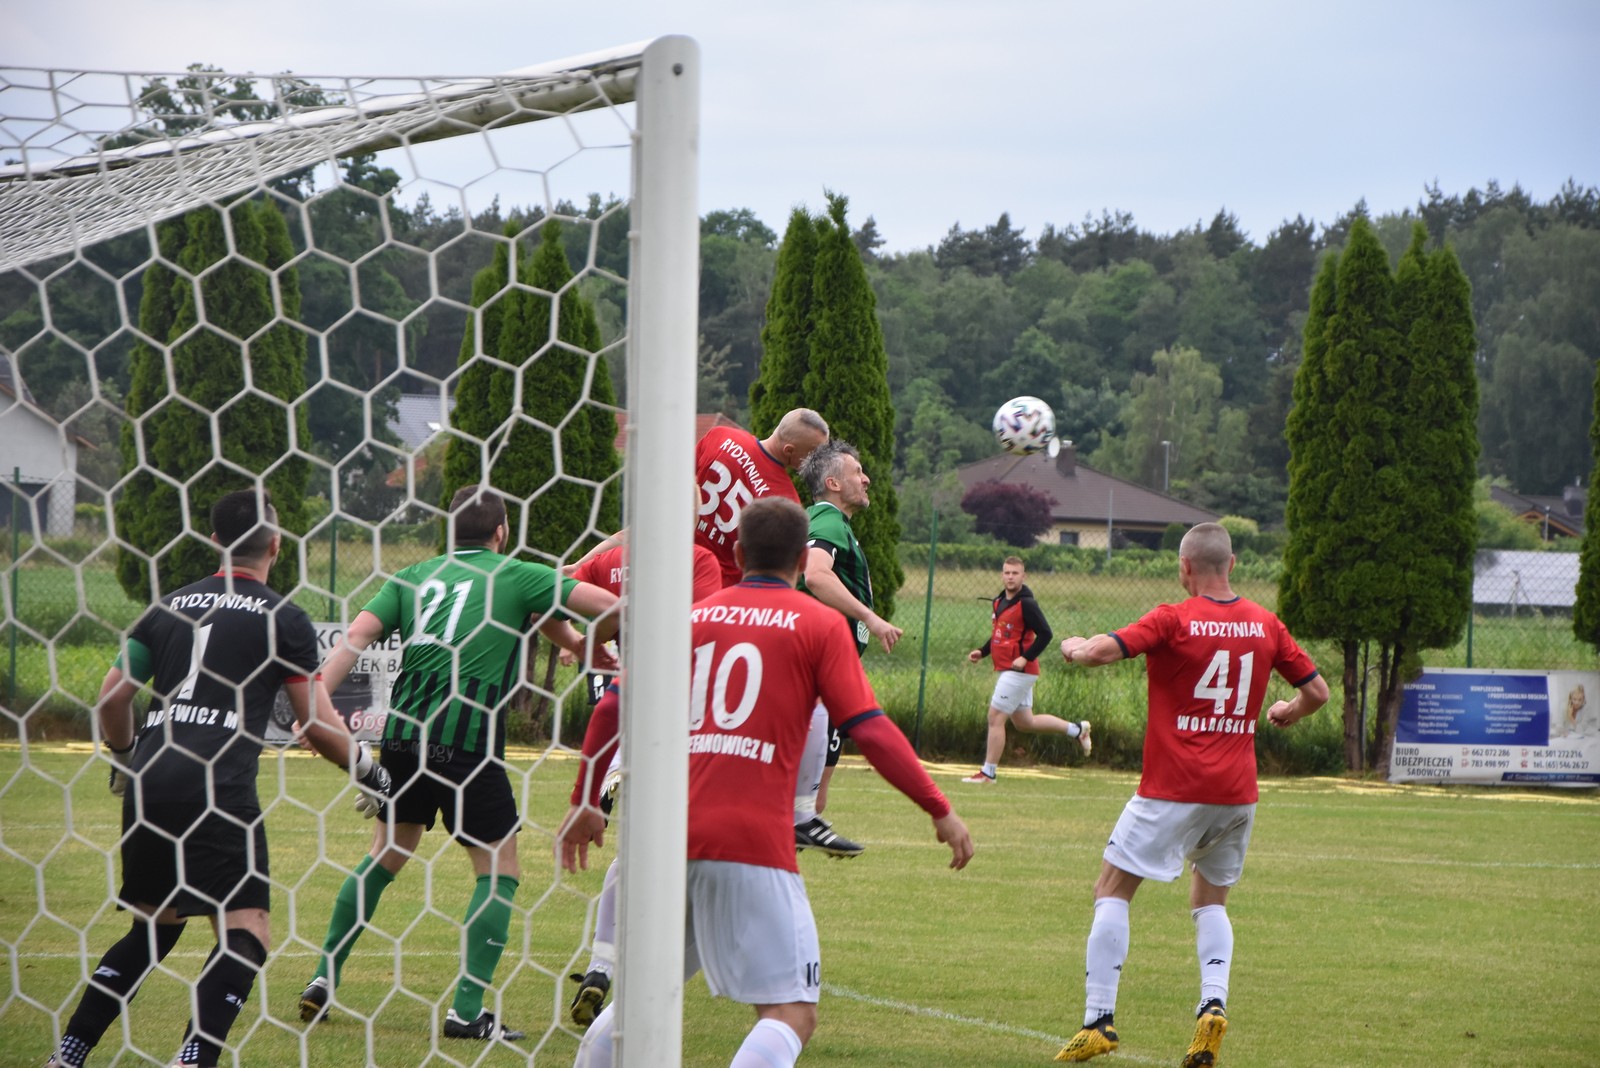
[391,391,453,450]
[1488,484,1586,540]
[955,446,1220,528]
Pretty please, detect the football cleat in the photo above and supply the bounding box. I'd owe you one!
[443,1009,524,1042]
[1055,1014,1119,1062]
[1078,721,1093,756]
[1181,999,1228,1068]
[960,769,997,784]
[568,969,611,1028]
[298,976,330,1024]
[794,816,865,858]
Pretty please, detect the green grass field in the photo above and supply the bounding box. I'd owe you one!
[2,746,1597,1066]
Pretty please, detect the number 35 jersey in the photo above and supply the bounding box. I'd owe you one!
[1113,595,1318,806]
[686,577,880,872]
[694,426,801,588]
[366,548,577,759]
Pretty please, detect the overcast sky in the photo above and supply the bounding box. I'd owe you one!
[8,0,1599,252]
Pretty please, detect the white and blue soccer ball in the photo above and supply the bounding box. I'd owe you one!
[992,396,1056,455]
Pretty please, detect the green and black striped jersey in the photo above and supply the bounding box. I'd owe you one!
[800,501,874,656]
[365,548,576,759]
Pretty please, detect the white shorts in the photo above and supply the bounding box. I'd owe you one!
[1103,794,1256,886]
[685,860,820,1005]
[988,671,1037,715]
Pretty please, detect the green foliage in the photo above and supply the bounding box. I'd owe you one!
[1575,357,1600,649]
[114,199,311,601]
[748,207,817,438]
[1475,479,1543,550]
[441,221,620,560]
[805,194,905,617]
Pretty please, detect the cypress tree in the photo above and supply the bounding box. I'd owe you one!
[748,207,818,438]
[1280,218,1481,773]
[439,225,516,525]
[1574,358,1600,649]
[803,193,904,619]
[116,198,310,601]
[440,221,620,560]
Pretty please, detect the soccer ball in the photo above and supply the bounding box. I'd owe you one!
[992,396,1056,455]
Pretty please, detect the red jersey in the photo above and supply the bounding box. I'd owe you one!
[573,543,722,602]
[686,577,880,871]
[694,427,801,587]
[1114,595,1318,805]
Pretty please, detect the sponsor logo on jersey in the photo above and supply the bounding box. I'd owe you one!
[1188,620,1267,638]
[689,604,800,630]
[167,591,270,614]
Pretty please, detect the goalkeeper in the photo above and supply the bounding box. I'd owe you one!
[46,489,391,1068]
[299,485,620,1043]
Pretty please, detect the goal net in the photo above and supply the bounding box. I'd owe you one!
[1,37,697,1067]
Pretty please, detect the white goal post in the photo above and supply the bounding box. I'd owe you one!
[0,36,697,1068]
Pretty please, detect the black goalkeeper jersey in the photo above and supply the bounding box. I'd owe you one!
[123,571,320,809]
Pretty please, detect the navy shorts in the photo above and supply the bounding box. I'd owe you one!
[119,801,270,916]
[381,738,520,846]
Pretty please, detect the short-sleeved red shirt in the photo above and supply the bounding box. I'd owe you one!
[686,577,879,871]
[1113,595,1318,805]
[694,427,801,588]
[573,543,722,602]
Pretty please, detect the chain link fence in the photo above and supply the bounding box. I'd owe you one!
[5,480,1592,771]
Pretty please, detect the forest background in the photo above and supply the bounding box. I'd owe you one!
[4,166,1596,543]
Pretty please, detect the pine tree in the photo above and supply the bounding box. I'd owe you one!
[1575,357,1600,649]
[115,199,310,601]
[803,193,904,618]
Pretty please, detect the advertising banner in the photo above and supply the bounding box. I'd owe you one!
[1390,667,1600,786]
[266,623,401,746]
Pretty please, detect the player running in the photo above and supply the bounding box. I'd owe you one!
[1054,522,1327,1066]
[961,557,1090,784]
[559,497,972,1068]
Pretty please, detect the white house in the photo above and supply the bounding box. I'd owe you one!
[0,354,79,537]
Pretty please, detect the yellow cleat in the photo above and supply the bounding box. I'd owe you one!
[1181,1000,1228,1067]
[1055,1016,1119,1062]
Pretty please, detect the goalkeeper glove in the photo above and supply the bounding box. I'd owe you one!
[107,742,135,798]
[353,746,392,820]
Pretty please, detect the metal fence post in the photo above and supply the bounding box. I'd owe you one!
[9,467,18,708]
[912,506,938,754]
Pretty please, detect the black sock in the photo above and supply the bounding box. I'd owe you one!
[57,919,185,1064]
[178,928,266,1067]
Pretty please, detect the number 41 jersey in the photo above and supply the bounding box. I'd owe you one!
[694,426,801,588]
[686,577,879,872]
[1114,594,1318,806]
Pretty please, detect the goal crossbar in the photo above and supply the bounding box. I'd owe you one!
[0,41,651,271]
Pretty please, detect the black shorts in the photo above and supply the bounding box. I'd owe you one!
[381,738,519,846]
[119,801,270,916]
[825,725,843,768]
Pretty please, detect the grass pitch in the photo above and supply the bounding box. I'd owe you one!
[1,748,1597,1066]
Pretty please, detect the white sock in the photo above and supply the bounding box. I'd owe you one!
[587,861,620,975]
[730,1018,803,1068]
[794,706,829,826]
[1084,896,1130,1026]
[981,763,997,778]
[574,1003,616,1068]
[1192,904,1232,1009]
[1065,721,1082,736]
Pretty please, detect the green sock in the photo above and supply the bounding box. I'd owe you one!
[316,855,396,986]
[452,874,519,1021]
